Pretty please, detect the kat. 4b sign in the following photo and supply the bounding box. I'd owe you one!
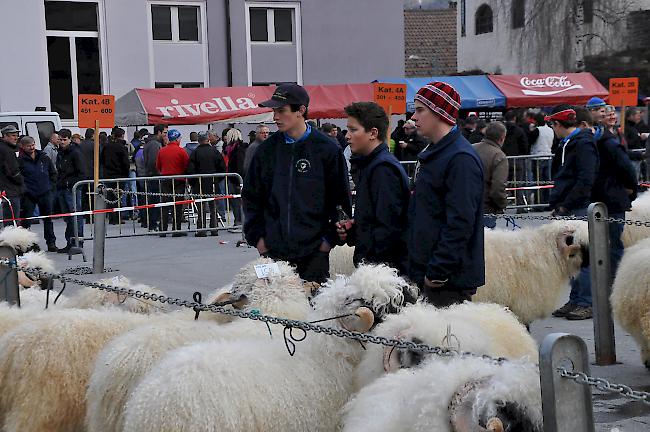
[78,94,115,128]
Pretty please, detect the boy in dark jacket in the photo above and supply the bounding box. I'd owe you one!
[56,129,85,252]
[243,84,351,284]
[408,82,485,307]
[18,136,57,251]
[336,102,410,274]
[101,127,131,224]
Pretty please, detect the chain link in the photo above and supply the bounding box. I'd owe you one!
[485,212,650,227]
[557,367,650,405]
[102,188,226,199]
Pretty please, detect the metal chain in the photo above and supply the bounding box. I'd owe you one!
[485,213,650,227]
[5,259,507,366]
[557,367,650,405]
[506,180,555,186]
[102,187,226,199]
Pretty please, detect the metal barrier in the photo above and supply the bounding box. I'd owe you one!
[0,246,18,305]
[506,153,554,211]
[71,173,244,244]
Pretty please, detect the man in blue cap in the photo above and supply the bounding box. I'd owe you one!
[586,97,607,125]
[243,84,351,284]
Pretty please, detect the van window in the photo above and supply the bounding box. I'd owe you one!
[0,122,19,132]
[25,121,56,150]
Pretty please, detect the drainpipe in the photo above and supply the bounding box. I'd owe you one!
[225,0,233,86]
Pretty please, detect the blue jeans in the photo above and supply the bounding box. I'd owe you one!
[57,188,84,247]
[120,170,138,213]
[569,207,591,307]
[609,212,625,280]
[21,192,56,246]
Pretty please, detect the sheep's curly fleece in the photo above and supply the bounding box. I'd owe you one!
[0,226,39,254]
[622,192,650,248]
[342,355,542,432]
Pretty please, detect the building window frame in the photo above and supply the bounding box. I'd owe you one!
[512,0,525,29]
[460,0,466,37]
[149,2,203,43]
[475,3,494,35]
[44,0,108,123]
[244,1,303,86]
[155,82,204,88]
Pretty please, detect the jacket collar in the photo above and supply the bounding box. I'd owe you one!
[350,143,387,168]
[418,126,460,162]
[19,150,43,161]
[480,138,502,149]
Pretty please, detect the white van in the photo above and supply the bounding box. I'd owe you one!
[0,112,63,150]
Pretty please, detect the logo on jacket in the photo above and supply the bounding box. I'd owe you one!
[296,159,311,173]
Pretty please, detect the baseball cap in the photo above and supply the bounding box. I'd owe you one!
[167,129,182,142]
[259,84,310,108]
[1,125,20,135]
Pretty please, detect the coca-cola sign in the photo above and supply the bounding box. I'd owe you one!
[519,75,584,96]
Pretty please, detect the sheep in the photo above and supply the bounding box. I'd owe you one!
[0,225,40,254]
[622,192,650,248]
[122,263,416,432]
[611,237,650,368]
[354,301,538,391]
[472,220,589,325]
[329,244,356,276]
[341,355,542,432]
[85,257,309,432]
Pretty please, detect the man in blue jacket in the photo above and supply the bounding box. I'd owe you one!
[336,102,410,274]
[18,136,57,251]
[242,84,351,283]
[407,81,485,306]
[548,105,599,320]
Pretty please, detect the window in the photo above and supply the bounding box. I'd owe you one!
[583,0,594,24]
[249,7,294,43]
[475,4,493,35]
[155,82,203,88]
[460,0,466,37]
[151,4,200,42]
[25,122,56,150]
[512,0,525,29]
[45,1,102,120]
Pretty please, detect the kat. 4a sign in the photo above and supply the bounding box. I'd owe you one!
[78,94,115,128]
[609,78,638,107]
[373,83,407,114]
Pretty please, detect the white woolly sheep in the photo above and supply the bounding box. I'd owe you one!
[85,257,308,432]
[611,237,650,368]
[329,244,356,276]
[342,355,542,432]
[122,264,415,432]
[472,220,589,325]
[354,301,538,391]
[0,226,40,255]
[622,192,650,248]
[16,251,56,288]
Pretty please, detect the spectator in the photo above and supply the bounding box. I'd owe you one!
[390,119,407,147]
[156,129,189,237]
[243,83,351,283]
[185,131,200,155]
[18,136,57,251]
[547,106,598,321]
[243,124,270,175]
[133,136,148,228]
[223,128,247,226]
[624,108,648,179]
[336,102,410,273]
[43,132,60,173]
[101,127,131,224]
[79,128,96,179]
[120,128,138,217]
[394,120,428,162]
[468,119,486,144]
[218,128,230,154]
[502,110,529,209]
[55,128,85,252]
[472,121,508,228]
[187,131,226,237]
[586,97,607,126]
[208,129,226,220]
[321,123,342,149]
[461,115,477,139]
[71,133,82,146]
[0,125,24,226]
[143,124,167,231]
[408,82,484,307]
[131,128,148,153]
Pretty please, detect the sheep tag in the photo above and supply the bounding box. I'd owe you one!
[254,263,281,279]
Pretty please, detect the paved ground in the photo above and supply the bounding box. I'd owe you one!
[21,217,650,431]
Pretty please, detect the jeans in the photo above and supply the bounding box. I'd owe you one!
[21,192,56,246]
[530,159,551,204]
[227,178,242,224]
[0,195,21,227]
[145,180,161,230]
[193,179,218,231]
[120,170,138,215]
[609,212,625,280]
[160,179,185,232]
[569,207,591,307]
[216,180,226,218]
[509,159,526,207]
[57,188,84,247]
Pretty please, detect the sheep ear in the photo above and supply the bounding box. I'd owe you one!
[340,307,375,333]
[18,271,35,288]
[486,417,504,432]
[211,292,249,309]
[556,230,580,258]
[383,346,402,372]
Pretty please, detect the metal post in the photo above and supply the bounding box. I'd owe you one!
[0,246,19,306]
[588,202,616,365]
[539,333,595,432]
[93,186,107,274]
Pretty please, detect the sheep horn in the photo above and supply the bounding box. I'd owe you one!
[339,306,375,333]
[449,380,490,432]
[211,292,249,309]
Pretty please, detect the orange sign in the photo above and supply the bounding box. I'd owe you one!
[78,94,115,128]
[373,83,407,114]
[609,78,638,107]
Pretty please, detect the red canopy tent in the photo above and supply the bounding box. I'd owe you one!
[115,83,382,126]
[488,73,608,108]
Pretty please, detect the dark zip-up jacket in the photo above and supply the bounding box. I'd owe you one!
[408,128,485,290]
[394,131,428,161]
[56,145,85,190]
[80,138,95,179]
[549,128,599,212]
[347,144,410,272]
[187,144,226,192]
[0,139,24,196]
[502,122,529,157]
[592,128,637,214]
[19,150,56,197]
[100,138,130,179]
[243,129,351,260]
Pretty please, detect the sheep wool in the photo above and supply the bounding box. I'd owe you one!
[611,237,650,367]
[0,226,39,254]
[122,264,414,432]
[342,356,542,432]
[0,308,153,432]
[622,192,650,248]
[329,244,356,276]
[472,221,589,324]
[354,301,538,390]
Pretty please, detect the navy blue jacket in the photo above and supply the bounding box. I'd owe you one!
[408,128,485,289]
[242,128,351,260]
[19,150,56,197]
[592,128,637,214]
[348,143,410,272]
[550,128,599,212]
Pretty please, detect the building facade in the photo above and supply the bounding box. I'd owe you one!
[0,0,404,126]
